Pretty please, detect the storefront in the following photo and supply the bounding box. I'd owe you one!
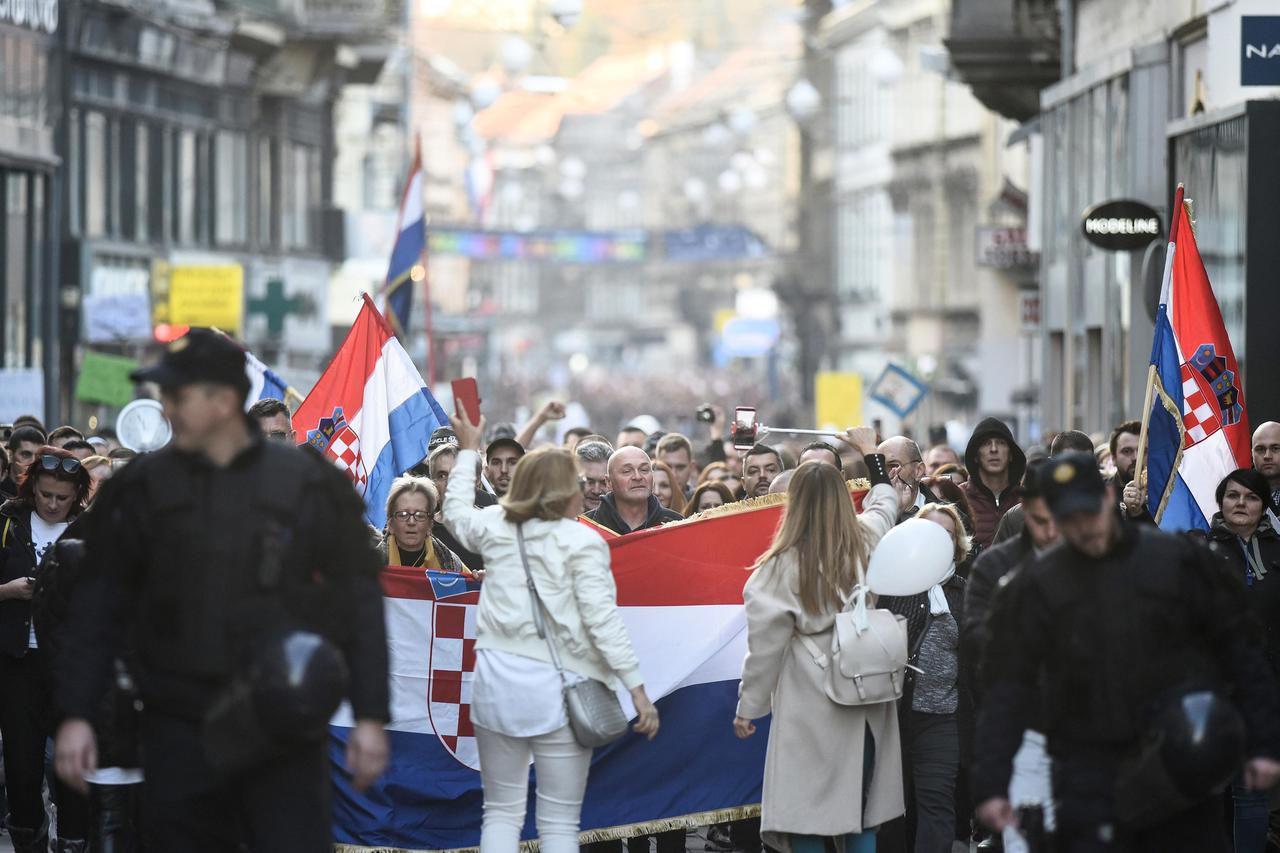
[0,7,60,419]
[1036,42,1168,434]
[1168,100,1280,418]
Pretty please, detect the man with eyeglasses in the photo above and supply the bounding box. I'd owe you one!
[878,436,942,521]
[1252,421,1280,509]
[53,328,390,853]
[248,398,296,443]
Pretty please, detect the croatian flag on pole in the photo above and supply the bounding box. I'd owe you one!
[380,143,425,338]
[244,350,290,408]
[1145,187,1250,530]
[294,296,448,529]
[330,491,870,852]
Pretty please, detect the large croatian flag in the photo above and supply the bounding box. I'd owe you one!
[1144,186,1250,530]
[330,491,870,852]
[294,296,448,529]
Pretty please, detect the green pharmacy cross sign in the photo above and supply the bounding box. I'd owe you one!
[247,279,306,336]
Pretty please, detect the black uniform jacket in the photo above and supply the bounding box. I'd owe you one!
[972,518,1280,804]
[56,431,390,725]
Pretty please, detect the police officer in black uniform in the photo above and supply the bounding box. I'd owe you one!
[972,452,1280,852]
[52,329,390,853]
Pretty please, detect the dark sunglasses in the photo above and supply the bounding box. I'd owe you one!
[38,454,82,474]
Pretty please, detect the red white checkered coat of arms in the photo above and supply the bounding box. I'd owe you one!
[426,578,481,770]
[304,407,369,495]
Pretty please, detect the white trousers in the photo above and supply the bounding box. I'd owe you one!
[476,724,593,853]
[1001,730,1055,853]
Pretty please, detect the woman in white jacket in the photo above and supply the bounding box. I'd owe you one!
[444,413,660,853]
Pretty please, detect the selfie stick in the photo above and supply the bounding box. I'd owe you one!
[757,426,847,439]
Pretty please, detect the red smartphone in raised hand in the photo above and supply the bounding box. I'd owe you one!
[451,378,482,426]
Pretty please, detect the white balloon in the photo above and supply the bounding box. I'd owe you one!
[865,517,955,597]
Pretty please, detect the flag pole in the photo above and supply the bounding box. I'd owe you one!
[1133,183,1185,502]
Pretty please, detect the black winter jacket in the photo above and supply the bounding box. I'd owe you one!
[1192,515,1280,682]
[972,520,1280,804]
[962,531,1034,699]
[0,499,80,658]
[585,494,682,535]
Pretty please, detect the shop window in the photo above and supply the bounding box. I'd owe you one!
[131,121,150,242]
[68,108,81,236]
[215,131,249,246]
[1173,116,1247,380]
[85,111,108,238]
[176,129,196,244]
[282,141,317,250]
[4,172,29,368]
[258,136,275,248]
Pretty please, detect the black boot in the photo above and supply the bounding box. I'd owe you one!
[56,840,88,853]
[6,815,50,853]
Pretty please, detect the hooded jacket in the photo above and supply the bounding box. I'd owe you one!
[585,493,683,536]
[960,417,1026,549]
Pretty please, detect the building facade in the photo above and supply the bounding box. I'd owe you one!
[0,1,60,420]
[51,0,395,422]
[822,0,1030,438]
[952,0,1280,433]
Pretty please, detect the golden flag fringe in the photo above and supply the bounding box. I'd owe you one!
[661,478,873,529]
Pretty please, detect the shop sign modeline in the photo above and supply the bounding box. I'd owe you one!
[1080,200,1162,252]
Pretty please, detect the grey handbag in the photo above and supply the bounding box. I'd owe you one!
[516,525,629,748]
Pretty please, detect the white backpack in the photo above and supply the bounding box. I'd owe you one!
[796,585,910,706]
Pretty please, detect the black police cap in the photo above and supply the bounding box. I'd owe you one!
[130,328,249,396]
[1042,451,1107,518]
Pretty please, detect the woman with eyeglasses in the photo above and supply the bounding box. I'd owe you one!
[0,445,91,852]
[379,476,474,577]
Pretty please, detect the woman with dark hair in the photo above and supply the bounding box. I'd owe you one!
[1193,468,1280,853]
[0,445,91,852]
[685,482,736,517]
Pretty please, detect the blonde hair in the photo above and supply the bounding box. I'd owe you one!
[918,501,972,564]
[384,476,439,528]
[754,461,869,614]
[82,455,113,472]
[501,447,581,523]
[651,460,687,514]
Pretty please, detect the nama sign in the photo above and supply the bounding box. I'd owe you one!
[1080,199,1162,251]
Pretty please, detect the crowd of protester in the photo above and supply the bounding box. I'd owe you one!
[4,386,1280,853]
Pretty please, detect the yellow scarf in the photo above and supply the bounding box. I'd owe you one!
[387,536,442,570]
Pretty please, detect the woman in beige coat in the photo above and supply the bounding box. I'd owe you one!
[734,427,902,853]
